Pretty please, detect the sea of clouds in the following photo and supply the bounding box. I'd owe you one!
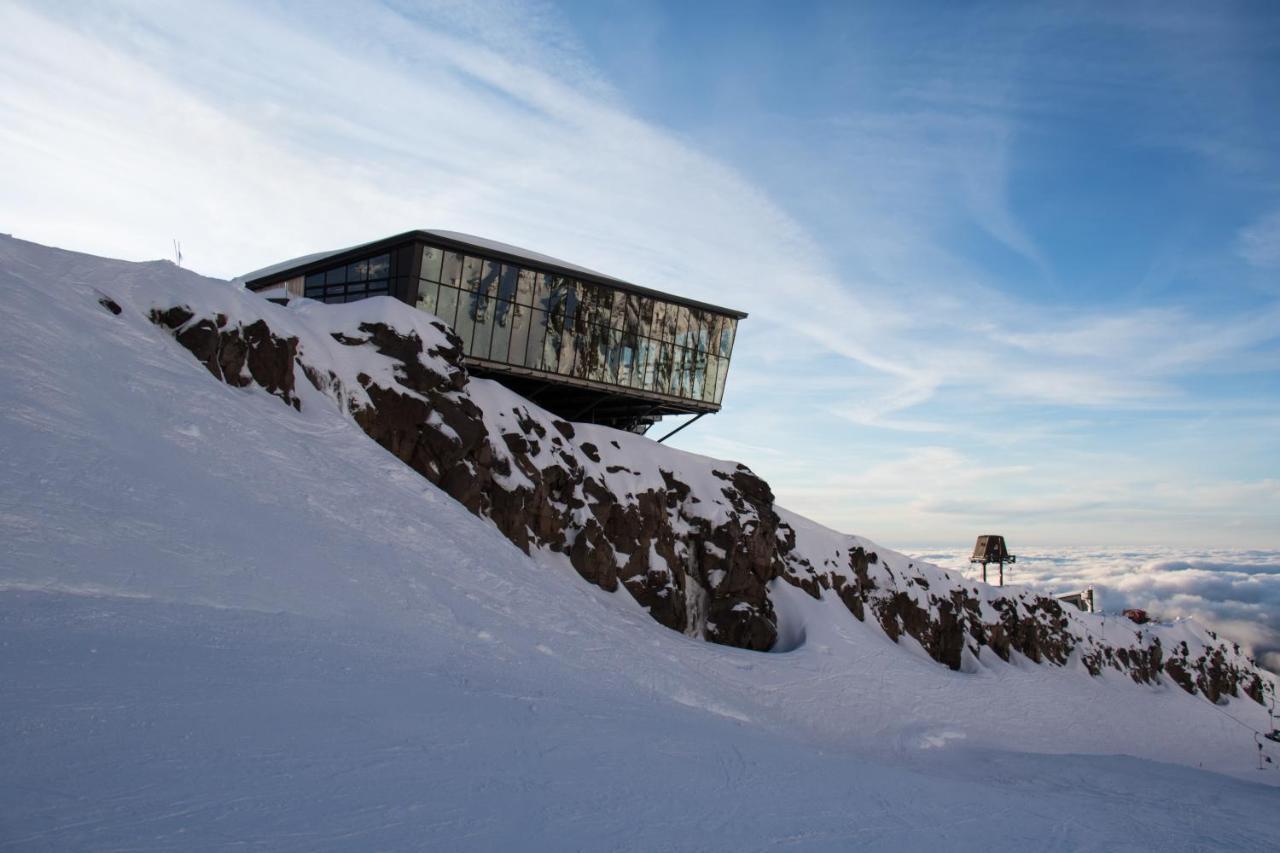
[910,545,1280,674]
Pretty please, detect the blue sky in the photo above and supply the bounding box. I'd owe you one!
[2,0,1278,548]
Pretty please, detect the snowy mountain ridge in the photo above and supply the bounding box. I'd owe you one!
[138,242,1272,709]
[3,234,1280,850]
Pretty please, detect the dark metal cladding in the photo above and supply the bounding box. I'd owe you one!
[970,535,1012,564]
[242,231,747,433]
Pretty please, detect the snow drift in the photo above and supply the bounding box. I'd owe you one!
[3,234,1279,850]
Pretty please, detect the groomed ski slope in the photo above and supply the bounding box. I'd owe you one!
[1,235,1278,851]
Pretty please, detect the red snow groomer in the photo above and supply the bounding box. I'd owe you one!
[1123,608,1150,624]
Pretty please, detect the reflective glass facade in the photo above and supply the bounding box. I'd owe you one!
[255,231,744,418]
[412,244,737,406]
[302,253,392,302]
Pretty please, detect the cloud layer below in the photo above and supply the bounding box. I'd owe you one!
[915,545,1280,673]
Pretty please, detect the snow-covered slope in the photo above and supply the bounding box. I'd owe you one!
[2,235,1278,851]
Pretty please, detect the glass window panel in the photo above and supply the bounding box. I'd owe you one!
[559,278,580,325]
[516,268,536,306]
[479,259,500,299]
[666,346,682,397]
[367,285,388,297]
[540,311,564,373]
[525,308,547,369]
[347,259,369,282]
[616,334,636,387]
[572,324,594,380]
[541,274,570,320]
[497,265,519,303]
[670,345,686,396]
[440,252,463,287]
[651,301,668,344]
[534,272,552,311]
[654,342,674,394]
[466,288,493,358]
[508,302,532,367]
[368,254,390,280]
[421,246,444,282]
[714,353,729,403]
[305,272,325,290]
[624,293,642,335]
[345,283,367,298]
[488,300,514,362]
[695,310,711,352]
[416,280,439,315]
[646,341,661,393]
[638,296,656,340]
[461,256,484,295]
[609,289,628,329]
[304,286,324,299]
[324,266,347,285]
[592,323,609,381]
[684,350,697,400]
[677,347,691,399]
[610,328,624,385]
[703,355,721,403]
[691,345,711,399]
[596,326,620,384]
[556,311,575,375]
[575,282,594,326]
[720,318,736,358]
[593,285,615,327]
[675,306,692,349]
[707,315,724,355]
[436,286,461,334]
[631,338,651,390]
[453,302,476,352]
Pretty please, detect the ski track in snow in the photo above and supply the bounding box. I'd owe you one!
[2,236,1279,851]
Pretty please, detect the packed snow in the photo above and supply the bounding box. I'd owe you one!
[2,235,1278,851]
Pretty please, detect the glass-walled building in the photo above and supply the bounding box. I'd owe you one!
[244,230,747,432]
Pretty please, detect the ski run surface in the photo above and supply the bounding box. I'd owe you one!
[1,234,1278,851]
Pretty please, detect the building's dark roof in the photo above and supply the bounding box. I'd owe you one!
[241,230,748,319]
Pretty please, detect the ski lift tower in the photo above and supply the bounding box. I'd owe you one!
[970,534,1015,587]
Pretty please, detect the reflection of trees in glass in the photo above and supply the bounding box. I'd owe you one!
[409,242,738,403]
[541,309,564,373]
[655,343,674,395]
[719,319,736,357]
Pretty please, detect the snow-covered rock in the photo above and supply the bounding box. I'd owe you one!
[135,239,1273,707]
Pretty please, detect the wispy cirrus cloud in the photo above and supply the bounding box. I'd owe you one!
[0,0,1277,552]
[1239,210,1280,270]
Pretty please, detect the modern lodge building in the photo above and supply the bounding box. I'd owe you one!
[244,231,746,433]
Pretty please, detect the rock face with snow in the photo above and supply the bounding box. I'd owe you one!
[151,306,786,650]
[144,290,1273,708]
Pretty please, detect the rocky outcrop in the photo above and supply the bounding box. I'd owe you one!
[151,307,300,409]
[146,299,1275,706]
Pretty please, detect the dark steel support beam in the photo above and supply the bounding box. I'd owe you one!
[570,394,613,422]
[656,412,705,443]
